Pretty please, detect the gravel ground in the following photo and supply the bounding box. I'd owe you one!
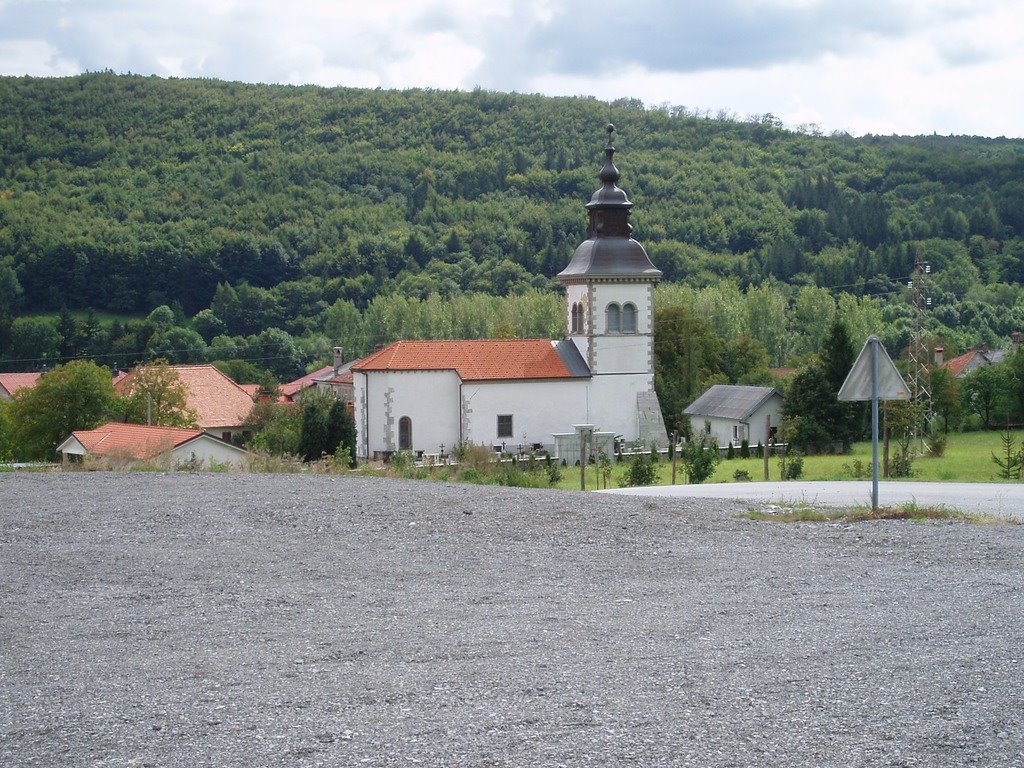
[1,471,1023,767]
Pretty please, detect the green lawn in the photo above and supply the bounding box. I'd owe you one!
[559,429,1024,490]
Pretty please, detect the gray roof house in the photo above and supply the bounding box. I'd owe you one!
[683,384,783,447]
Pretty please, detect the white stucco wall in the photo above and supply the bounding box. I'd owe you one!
[173,437,249,467]
[355,367,662,459]
[688,394,784,449]
[462,379,591,450]
[745,396,784,445]
[356,370,462,458]
[589,372,658,440]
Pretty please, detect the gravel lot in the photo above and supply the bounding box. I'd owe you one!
[2,471,1023,767]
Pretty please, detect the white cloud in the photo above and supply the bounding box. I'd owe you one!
[0,38,78,76]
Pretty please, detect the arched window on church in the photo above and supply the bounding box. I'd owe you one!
[571,302,579,334]
[622,302,637,333]
[399,416,412,450]
[606,303,621,333]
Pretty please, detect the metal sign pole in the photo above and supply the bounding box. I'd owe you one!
[871,337,879,510]
[839,335,910,511]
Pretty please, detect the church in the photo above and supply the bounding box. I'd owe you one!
[352,125,668,461]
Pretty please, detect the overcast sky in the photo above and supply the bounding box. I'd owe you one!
[1,0,1021,138]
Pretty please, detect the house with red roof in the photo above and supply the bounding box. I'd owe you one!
[57,422,249,467]
[115,364,256,442]
[280,347,356,404]
[351,126,668,461]
[0,372,43,400]
[939,346,1008,379]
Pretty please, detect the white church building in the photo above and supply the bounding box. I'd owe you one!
[352,125,669,461]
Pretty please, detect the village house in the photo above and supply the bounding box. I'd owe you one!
[0,372,42,401]
[351,125,668,462]
[683,384,784,449]
[57,422,249,468]
[280,347,355,405]
[937,332,1023,378]
[115,363,256,442]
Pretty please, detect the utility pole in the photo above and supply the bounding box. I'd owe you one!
[671,430,678,485]
[908,249,932,447]
[763,414,770,480]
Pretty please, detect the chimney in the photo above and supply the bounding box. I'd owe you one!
[1013,331,1023,346]
[332,346,343,376]
[934,347,944,366]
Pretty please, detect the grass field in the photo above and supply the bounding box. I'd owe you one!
[558,429,1024,490]
[22,309,144,325]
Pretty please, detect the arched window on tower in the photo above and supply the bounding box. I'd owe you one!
[622,302,637,333]
[399,416,412,450]
[606,303,621,333]
[571,302,580,334]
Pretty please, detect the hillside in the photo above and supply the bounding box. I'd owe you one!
[1,72,1024,374]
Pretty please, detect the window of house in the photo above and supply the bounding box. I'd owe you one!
[399,416,412,450]
[606,303,621,333]
[622,302,637,333]
[497,414,513,438]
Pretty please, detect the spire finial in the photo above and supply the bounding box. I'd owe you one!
[600,123,620,184]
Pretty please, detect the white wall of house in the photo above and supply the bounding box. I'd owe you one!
[746,396,784,445]
[355,368,663,459]
[172,437,249,467]
[689,395,783,449]
[356,369,461,458]
[463,379,590,450]
[567,282,654,375]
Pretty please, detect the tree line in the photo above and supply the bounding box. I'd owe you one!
[2,73,1023,341]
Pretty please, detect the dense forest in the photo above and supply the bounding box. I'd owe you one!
[1,72,1023,382]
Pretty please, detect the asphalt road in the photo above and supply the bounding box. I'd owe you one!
[602,480,1024,520]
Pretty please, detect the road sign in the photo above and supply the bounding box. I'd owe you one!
[837,336,911,510]
[838,337,911,402]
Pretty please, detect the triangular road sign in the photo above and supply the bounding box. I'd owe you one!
[838,336,912,401]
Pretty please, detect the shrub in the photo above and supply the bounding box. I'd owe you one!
[740,439,750,459]
[784,454,804,480]
[726,441,735,460]
[247,450,303,473]
[733,469,751,482]
[622,454,657,487]
[388,450,415,471]
[679,432,720,484]
[546,463,562,485]
[843,459,871,479]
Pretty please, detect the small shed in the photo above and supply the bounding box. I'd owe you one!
[683,385,783,448]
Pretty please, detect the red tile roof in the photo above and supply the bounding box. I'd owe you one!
[942,349,980,378]
[352,340,574,381]
[66,422,204,460]
[0,372,42,397]
[324,371,353,386]
[117,364,254,429]
[280,364,335,397]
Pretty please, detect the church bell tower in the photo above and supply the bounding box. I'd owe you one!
[557,124,662,377]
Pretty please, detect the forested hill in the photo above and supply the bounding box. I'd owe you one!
[1,72,1024,370]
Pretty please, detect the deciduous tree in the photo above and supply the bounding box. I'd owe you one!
[119,360,197,428]
[9,360,116,460]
